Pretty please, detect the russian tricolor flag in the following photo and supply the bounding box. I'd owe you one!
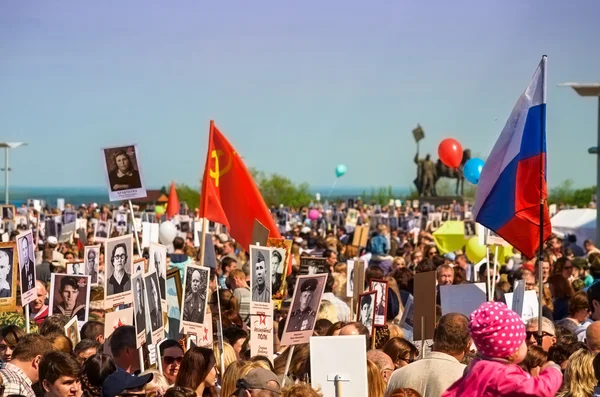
[472,57,552,259]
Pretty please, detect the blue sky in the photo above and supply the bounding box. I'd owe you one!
[1,0,599,190]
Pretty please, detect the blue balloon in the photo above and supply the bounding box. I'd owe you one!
[335,164,347,178]
[464,158,485,184]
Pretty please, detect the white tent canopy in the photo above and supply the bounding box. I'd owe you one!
[551,208,596,245]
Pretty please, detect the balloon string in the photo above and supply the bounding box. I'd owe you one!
[327,179,339,200]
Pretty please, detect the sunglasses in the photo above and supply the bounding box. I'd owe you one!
[163,355,183,365]
[526,331,554,339]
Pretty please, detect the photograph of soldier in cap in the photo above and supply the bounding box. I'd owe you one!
[285,274,326,334]
[250,246,272,304]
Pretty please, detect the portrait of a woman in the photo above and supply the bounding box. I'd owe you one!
[107,149,142,191]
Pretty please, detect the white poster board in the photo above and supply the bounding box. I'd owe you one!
[310,335,368,397]
[504,290,539,323]
[440,283,486,317]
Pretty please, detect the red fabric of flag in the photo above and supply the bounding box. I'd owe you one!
[166,181,180,220]
[199,120,281,251]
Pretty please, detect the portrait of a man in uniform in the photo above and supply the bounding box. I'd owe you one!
[251,248,271,303]
[182,267,208,325]
[286,277,321,333]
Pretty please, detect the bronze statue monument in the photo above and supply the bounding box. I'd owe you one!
[413,141,471,197]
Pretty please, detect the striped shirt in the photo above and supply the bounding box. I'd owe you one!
[0,362,35,397]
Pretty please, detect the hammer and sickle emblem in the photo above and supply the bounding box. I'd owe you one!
[209,150,232,187]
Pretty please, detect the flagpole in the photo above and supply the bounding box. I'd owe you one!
[537,55,547,345]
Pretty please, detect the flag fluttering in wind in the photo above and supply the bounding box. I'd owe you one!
[199,120,281,250]
[472,57,551,259]
[166,181,180,220]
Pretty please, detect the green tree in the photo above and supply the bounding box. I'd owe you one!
[250,168,312,208]
[377,187,387,205]
[548,179,595,207]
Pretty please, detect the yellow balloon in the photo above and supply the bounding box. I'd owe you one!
[465,236,486,263]
[155,205,165,216]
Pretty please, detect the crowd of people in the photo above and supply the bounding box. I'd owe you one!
[3,200,600,396]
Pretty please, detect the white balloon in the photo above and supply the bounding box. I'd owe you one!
[159,221,177,245]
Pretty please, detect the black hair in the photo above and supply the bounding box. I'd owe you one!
[159,339,183,356]
[110,326,136,357]
[39,351,81,385]
[74,339,101,357]
[222,327,248,346]
[60,276,79,292]
[173,237,185,250]
[80,321,104,342]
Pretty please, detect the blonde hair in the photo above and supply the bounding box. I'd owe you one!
[212,341,237,373]
[221,361,263,397]
[318,300,338,323]
[367,359,386,397]
[334,262,347,274]
[392,257,406,269]
[556,349,596,397]
[140,370,169,394]
[332,274,348,302]
[282,384,323,397]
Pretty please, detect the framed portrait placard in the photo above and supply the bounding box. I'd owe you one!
[166,267,183,340]
[280,273,327,346]
[144,270,165,345]
[179,264,210,336]
[132,273,147,348]
[0,242,18,312]
[249,245,272,305]
[149,243,168,313]
[83,245,100,285]
[299,257,327,276]
[357,290,377,337]
[103,234,134,309]
[101,144,147,202]
[64,316,81,348]
[369,279,388,327]
[49,274,91,324]
[16,230,36,306]
[266,238,292,296]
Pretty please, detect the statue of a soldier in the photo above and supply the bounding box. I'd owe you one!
[414,152,437,196]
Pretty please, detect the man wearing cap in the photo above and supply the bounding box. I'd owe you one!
[102,370,153,397]
[86,248,98,284]
[19,235,36,293]
[183,269,206,324]
[232,368,281,397]
[287,278,318,332]
[252,251,271,303]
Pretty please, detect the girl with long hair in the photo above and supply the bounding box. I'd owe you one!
[174,346,218,397]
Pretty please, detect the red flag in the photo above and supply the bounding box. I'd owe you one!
[199,120,281,250]
[166,181,180,220]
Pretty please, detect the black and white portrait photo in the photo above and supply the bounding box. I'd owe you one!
[132,274,147,338]
[0,243,17,312]
[181,265,209,326]
[149,243,167,302]
[370,280,388,327]
[270,248,286,294]
[63,210,76,225]
[358,291,377,336]
[464,220,476,237]
[95,221,110,241]
[1,206,14,221]
[144,272,163,333]
[102,145,147,202]
[103,234,134,308]
[250,246,271,304]
[67,262,85,276]
[17,231,36,305]
[346,260,355,298]
[49,274,91,323]
[116,212,127,227]
[299,257,327,276]
[45,219,58,238]
[282,274,327,344]
[84,245,100,285]
[0,246,14,298]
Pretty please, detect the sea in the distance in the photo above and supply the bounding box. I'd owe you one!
[5,186,411,208]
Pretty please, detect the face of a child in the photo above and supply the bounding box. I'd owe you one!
[509,341,528,364]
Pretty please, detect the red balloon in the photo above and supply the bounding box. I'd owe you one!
[438,138,463,168]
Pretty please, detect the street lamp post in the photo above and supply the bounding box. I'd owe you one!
[0,143,27,204]
[560,83,600,245]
